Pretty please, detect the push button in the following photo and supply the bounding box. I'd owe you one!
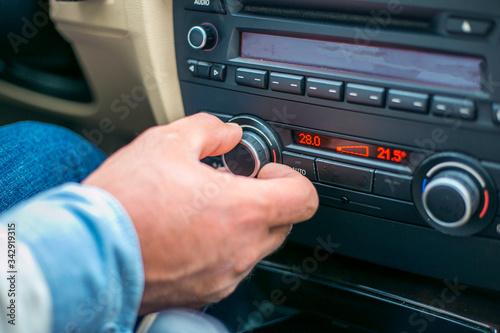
[197,61,212,79]
[270,73,305,95]
[388,89,429,113]
[187,59,198,77]
[235,68,268,89]
[306,78,343,101]
[282,152,316,181]
[346,83,385,107]
[184,0,226,14]
[316,159,374,193]
[431,96,476,120]
[445,17,492,36]
[210,64,226,81]
[373,171,412,201]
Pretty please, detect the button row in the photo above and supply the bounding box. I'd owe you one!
[282,151,412,201]
[235,67,477,121]
[188,59,226,82]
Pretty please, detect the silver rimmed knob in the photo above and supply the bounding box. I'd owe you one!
[422,170,480,228]
[187,24,217,50]
[223,131,270,178]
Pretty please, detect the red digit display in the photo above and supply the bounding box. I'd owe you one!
[298,133,321,147]
[376,147,407,162]
[293,131,410,165]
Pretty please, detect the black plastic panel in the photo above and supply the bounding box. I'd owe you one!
[174,0,500,297]
[207,264,498,332]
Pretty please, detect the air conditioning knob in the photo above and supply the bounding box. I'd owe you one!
[222,115,282,178]
[422,170,480,228]
[223,131,270,178]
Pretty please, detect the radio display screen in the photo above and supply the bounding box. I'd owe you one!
[293,130,411,165]
[241,32,483,91]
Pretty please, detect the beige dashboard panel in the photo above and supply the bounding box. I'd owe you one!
[44,0,184,126]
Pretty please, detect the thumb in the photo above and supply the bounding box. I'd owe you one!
[257,163,305,180]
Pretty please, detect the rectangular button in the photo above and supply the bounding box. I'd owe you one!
[235,68,268,89]
[373,171,412,201]
[282,152,317,181]
[388,89,429,113]
[197,61,212,79]
[316,159,374,193]
[184,0,226,14]
[346,83,385,107]
[306,78,343,101]
[431,96,476,120]
[210,64,226,81]
[270,72,305,95]
[446,17,492,36]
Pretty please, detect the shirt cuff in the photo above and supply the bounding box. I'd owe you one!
[0,183,145,333]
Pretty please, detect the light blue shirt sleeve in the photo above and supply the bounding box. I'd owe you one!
[0,183,145,333]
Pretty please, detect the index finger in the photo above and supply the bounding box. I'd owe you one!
[164,113,243,160]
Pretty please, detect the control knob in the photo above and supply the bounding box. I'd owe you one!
[412,153,497,236]
[422,170,480,228]
[187,24,217,50]
[222,115,282,178]
[224,132,270,178]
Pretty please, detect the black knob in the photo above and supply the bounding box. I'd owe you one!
[222,115,282,178]
[187,24,217,50]
[223,131,270,178]
[422,170,480,228]
[412,153,497,236]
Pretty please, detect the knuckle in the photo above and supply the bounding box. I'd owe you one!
[189,112,223,130]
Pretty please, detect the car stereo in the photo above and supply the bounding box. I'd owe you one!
[174,0,500,291]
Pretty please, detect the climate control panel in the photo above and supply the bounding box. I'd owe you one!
[176,0,500,293]
[221,115,499,239]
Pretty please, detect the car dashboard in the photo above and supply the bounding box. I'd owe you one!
[1,0,500,332]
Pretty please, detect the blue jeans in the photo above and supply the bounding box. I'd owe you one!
[0,121,107,213]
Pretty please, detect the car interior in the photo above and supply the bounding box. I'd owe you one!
[1,0,500,332]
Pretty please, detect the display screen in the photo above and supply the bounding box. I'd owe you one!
[241,32,483,91]
[293,131,410,165]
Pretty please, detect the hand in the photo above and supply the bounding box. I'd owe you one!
[83,113,319,314]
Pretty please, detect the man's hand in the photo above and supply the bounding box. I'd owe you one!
[83,113,319,314]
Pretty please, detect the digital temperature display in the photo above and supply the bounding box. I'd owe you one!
[293,131,410,165]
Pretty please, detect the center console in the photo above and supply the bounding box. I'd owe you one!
[174,0,500,330]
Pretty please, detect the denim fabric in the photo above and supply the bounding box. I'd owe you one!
[0,121,106,213]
